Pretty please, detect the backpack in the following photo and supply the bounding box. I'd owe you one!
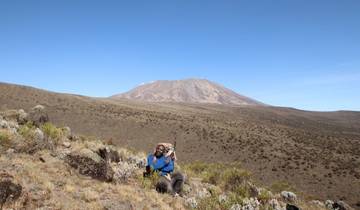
[155,143,177,160]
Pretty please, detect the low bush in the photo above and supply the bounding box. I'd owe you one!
[41,122,63,143]
[0,129,13,148]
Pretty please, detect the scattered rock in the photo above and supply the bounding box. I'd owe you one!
[34,128,45,142]
[0,119,9,128]
[333,200,353,210]
[0,109,28,124]
[127,156,147,168]
[230,204,242,210]
[19,128,50,154]
[197,187,211,199]
[218,193,227,203]
[310,200,325,207]
[28,105,49,127]
[281,191,297,203]
[62,141,71,148]
[62,126,72,139]
[0,171,22,208]
[243,197,261,210]
[185,197,197,209]
[65,149,114,182]
[6,148,15,154]
[326,200,335,209]
[97,147,120,163]
[229,198,260,210]
[111,161,137,183]
[17,109,28,124]
[182,183,192,195]
[269,198,284,210]
[0,120,19,134]
[286,203,300,210]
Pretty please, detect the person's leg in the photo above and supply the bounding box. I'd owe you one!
[156,176,172,194]
[171,172,185,194]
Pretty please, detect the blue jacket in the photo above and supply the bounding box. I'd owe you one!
[146,154,174,176]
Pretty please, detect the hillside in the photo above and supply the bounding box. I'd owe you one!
[111,79,263,106]
[0,107,347,210]
[0,82,360,209]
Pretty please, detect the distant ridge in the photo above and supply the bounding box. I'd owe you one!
[111,79,264,106]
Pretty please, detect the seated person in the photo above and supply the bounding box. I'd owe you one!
[145,144,174,177]
[144,143,184,195]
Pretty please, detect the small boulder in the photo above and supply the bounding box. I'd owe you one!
[97,147,120,163]
[62,141,71,148]
[310,200,325,207]
[28,105,49,127]
[0,119,9,128]
[0,109,28,124]
[17,109,28,124]
[0,171,22,208]
[281,191,297,203]
[242,197,261,210]
[326,200,335,209]
[229,204,242,210]
[197,187,211,199]
[111,162,136,183]
[218,193,227,203]
[127,156,147,168]
[269,199,284,210]
[34,128,45,142]
[333,201,353,210]
[65,148,114,182]
[286,203,300,210]
[6,148,15,155]
[62,126,72,139]
[185,197,197,209]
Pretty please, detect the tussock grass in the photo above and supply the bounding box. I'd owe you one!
[41,122,63,143]
[0,128,13,147]
[18,122,36,139]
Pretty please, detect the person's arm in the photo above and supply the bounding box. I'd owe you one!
[152,156,169,170]
[161,159,174,173]
[144,154,153,177]
[146,154,153,167]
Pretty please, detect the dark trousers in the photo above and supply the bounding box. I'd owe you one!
[156,172,184,195]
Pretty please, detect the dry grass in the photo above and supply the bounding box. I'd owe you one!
[0,144,186,210]
[0,128,14,148]
[41,122,64,144]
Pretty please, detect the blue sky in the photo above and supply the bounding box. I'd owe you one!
[0,0,359,111]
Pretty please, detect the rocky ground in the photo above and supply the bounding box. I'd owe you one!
[0,106,355,210]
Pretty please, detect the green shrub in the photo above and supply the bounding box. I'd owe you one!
[183,162,250,192]
[0,129,13,148]
[18,122,35,140]
[223,168,251,192]
[41,122,63,143]
[258,189,272,203]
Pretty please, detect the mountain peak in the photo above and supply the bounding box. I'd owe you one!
[111,79,264,106]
